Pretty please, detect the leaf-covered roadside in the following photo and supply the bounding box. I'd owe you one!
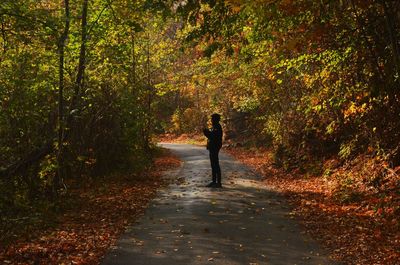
[0,149,181,265]
[225,147,400,265]
[158,133,206,146]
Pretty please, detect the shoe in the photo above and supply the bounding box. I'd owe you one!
[206,182,216,187]
[214,183,222,188]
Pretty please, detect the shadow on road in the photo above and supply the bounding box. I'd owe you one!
[101,143,337,265]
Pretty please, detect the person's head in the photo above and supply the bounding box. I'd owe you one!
[211,113,221,125]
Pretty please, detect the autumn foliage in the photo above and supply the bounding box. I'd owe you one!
[156,4,400,264]
[1,0,400,264]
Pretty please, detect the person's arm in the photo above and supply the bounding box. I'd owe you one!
[203,128,211,138]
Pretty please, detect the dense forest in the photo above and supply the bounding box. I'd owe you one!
[0,0,175,205]
[0,0,399,263]
[158,0,400,203]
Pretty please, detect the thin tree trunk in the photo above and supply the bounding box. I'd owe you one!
[76,0,89,95]
[54,0,70,194]
[65,0,89,138]
[131,29,136,91]
[1,17,7,55]
[146,32,152,150]
[381,0,400,75]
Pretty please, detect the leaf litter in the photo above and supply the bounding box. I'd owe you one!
[0,149,181,265]
[226,147,399,265]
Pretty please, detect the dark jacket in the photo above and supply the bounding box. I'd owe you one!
[203,123,223,151]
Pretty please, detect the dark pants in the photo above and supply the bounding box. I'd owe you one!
[209,149,221,183]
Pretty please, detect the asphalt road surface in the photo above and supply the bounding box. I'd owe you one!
[101,143,337,265]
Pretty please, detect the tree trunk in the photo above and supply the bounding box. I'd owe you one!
[76,0,89,95]
[64,0,89,140]
[350,0,386,95]
[131,29,136,92]
[144,32,152,150]
[381,0,400,76]
[1,17,7,55]
[54,0,70,195]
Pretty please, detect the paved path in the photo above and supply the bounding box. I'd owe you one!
[101,143,336,265]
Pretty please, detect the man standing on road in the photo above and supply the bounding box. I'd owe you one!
[203,113,223,188]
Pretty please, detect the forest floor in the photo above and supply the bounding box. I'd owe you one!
[159,134,400,265]
[0,149,181,265]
